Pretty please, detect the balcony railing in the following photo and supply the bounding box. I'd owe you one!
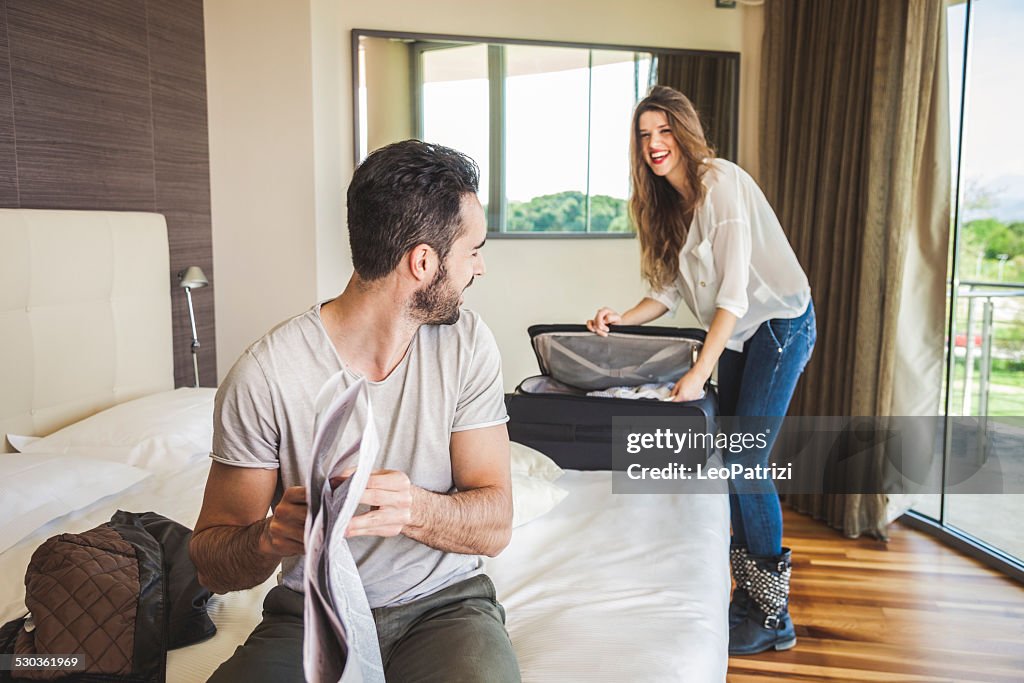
[957,281,1024,418]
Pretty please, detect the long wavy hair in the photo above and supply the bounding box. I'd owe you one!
[630,86,715,291]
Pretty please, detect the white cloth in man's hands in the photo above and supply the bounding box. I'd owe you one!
[303,375,385,683]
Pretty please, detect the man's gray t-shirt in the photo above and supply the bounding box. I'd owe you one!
[210,302,509,608]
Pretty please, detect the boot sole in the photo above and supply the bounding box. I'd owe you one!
[728,637,797,657]
[774,637,797,651]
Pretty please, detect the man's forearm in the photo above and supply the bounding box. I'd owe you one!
[190,518,282,594]
[403,485,512,557]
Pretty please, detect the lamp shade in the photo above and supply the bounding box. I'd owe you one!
[178,266,209,289]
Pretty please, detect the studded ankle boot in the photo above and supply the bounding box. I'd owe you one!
[728,547,796,656]
[728,544,751,629]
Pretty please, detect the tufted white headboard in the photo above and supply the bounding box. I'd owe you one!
[0,210,174,450]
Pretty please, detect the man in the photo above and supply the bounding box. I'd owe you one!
[190,140,520,682]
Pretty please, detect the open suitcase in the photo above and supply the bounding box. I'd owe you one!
[505,324,718,470]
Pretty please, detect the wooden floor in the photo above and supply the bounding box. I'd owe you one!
[726,509,1024,682]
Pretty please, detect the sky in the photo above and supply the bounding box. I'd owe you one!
[950,0,1024,222]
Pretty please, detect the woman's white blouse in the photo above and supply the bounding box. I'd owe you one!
[647,159,811,352]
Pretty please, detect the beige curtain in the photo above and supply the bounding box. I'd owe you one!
[760,0,951,538]
[658,53,739,161]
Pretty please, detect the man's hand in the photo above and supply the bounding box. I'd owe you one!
[328,425,512,555]
[337,469,415,538]
[258,485,307,558]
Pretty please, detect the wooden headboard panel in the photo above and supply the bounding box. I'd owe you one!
[0,210,174,450]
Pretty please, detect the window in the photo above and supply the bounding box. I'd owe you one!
[355,31,738,238]
[416,42,653,235]
[912,0,1024,570]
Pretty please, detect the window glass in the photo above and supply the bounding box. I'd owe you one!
[422,44,491,209]
[929,0,1024,563]
[505,46,590,232]
[416,43,655,233]
[587,51,653,232]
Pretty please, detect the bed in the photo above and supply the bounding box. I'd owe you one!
[0,210,729,682]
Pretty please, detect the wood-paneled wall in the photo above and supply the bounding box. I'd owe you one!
[0,0,215,387]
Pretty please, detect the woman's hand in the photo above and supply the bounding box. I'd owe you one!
[670,368,707,402]
[586,299,670,335]
[586,307,622,337]
[671,308,737,402]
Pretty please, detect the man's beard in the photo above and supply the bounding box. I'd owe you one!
[410,262,469,325]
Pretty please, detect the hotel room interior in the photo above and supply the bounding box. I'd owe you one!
[1,0,1022,680]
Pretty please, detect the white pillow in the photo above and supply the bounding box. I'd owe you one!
[511,473,569,528]
[17,439,208,475]
[510,441,564,482]
[0,452,152,554]
[5,434,40,451]
[12,388,215,472]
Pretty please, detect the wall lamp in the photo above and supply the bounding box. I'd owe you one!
[178,266,209,388]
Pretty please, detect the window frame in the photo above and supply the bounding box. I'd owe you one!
[351,29,740,239]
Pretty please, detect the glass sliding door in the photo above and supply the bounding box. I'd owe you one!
[919,0,1024,566]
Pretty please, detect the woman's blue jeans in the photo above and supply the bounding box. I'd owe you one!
[717,301,816,557]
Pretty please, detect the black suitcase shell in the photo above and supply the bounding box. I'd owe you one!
[506,324,718,470]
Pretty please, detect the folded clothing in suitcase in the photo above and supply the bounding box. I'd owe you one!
[506,324,718,471]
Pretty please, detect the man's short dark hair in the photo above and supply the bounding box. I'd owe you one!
[347,140,480,281]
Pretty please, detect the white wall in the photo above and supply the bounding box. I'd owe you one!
[206,0,761,387]
[205,0,320,379]
[310,0,349,305]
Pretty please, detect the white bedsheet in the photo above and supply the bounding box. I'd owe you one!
[487,471,729,682]
[1,460,729,682]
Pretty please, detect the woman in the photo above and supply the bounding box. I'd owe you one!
[587,86,815,655]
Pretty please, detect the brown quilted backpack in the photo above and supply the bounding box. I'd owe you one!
[0,511,215,682]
